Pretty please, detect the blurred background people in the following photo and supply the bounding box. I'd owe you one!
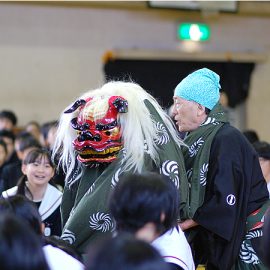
[0,129,18,166]
[0,139,8,175]
[47,121,65,189]
[243,129,260,145]
[46,121,58,151]
[0,110,17,132]
[38,120,65,189]
[41,120,58,150]
[253,140,270,196]
[0,140,8,192]
[25,121,44,145]
[0,131,42,192]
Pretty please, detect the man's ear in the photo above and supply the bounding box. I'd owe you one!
[197,104,207,116]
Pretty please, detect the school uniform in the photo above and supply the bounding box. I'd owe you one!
[43,244,84,270]
[2,183,63,236]
[152,226,195,270]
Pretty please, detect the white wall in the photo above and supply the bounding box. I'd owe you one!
[0,3,270,139]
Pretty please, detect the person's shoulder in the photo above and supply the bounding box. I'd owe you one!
[47,183,63,196]
[2,186,18,198]
[214,124,248,145]
[212,124,256,158]
[43,245,84,270]
[8,152,19,164]
[216,123,242,137]
[2,161,22,175]
[3,160,22,172]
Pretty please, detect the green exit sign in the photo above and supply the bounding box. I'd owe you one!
[178,23,210,41]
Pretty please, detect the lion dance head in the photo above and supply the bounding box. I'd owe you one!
[64,96,128,165]
[53,81,183,188]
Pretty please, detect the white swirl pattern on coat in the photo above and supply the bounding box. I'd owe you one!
[160,160,180,189]
[89,212,113,232]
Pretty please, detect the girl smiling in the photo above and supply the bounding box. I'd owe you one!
[2,148,62,236]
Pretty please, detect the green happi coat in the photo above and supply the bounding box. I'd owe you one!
[60,100,188,254]
[180,103,229,220]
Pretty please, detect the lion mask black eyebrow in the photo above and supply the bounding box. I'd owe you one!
[64,99,86,114]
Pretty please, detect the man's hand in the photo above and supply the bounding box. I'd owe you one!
[179,219,198,231]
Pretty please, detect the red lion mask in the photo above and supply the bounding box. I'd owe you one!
[64,96,128,164]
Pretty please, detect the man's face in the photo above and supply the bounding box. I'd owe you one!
[172,96,202,132]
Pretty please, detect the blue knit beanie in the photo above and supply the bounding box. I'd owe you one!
[174,68,221,110]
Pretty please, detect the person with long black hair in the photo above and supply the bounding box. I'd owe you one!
[2,148,62,236]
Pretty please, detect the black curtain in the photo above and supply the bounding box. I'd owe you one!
[104,59,254,108]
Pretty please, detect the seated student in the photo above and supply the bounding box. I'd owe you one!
[262,209,270,269]
[0,213,50,270]
[109,172,195,270]
[0,195,84,270]
[1,131,42,192]
[0,110,17,131]
[2,148,62,236]
[243,129,259,144]
[0,139,8,198]
[86,233,170,270]
[40,120,65,189]
[253,140,270,196]
[40,120,58,149]
[25,121,43,144]
[0,139,8,176]
[0,129,18,166]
